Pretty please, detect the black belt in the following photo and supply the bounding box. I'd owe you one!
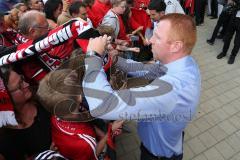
[140,143,183,160]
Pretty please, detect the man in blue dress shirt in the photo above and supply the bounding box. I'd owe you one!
[83,13,201,159]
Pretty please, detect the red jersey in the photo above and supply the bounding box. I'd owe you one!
[88,0,111,27]
[130,8,152,34]
[51,116,97,160]
[133,0,150,9]
[117,14,129,41]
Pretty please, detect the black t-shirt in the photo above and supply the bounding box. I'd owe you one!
[0,104,51,160]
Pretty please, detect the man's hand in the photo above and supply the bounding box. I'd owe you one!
[143,38,151,46]
[62,0,72,12]
[111,120,124,136]
[132,26,144,35]
[87,35,110,56]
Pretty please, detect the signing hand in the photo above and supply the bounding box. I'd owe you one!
[87,35,110,56]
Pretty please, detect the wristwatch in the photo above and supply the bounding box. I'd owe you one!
[86,51,102,59]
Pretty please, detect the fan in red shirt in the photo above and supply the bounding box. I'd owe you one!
[37,61,124,160]
[87,0,111,27]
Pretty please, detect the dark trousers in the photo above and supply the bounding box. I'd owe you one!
[209,11,230,41]
[195,0,207,24]
[140,144,183,160]
[222,16,240,57]
[211,0,218,17]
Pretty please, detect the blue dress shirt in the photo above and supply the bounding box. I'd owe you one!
[83,55,201,158]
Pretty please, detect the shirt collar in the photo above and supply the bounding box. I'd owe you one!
[164,56,193,74]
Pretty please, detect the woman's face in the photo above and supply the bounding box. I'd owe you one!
[30,0,44,11]
[8,71,32,105]
[19,5,28,13]
[18,5,28,17]
[114,1,126,15]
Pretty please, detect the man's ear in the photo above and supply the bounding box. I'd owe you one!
[170,41,183,53]
[28,27,35,35]
[160,11,165,17]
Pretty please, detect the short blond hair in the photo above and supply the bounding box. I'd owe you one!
[161,13,196,54]
[37,55,93,121]
[110,0,126,7]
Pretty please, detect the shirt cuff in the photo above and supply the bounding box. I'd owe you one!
[85,56,103,71]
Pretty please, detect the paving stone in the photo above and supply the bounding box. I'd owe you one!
[213,108,229,121]
[218,120,238,135]
[200,101,217,114]
[201,81,213,91]
[208,98,223,109]
[215,141,236,159]
[208,77,221,86]
[226,134,240,153]
[235,130,240,138]
[194,117,212,132]
[232,88,240,98]
[187,137,206,155]
[202,72,216,81]
[185,123,201,137]
[208,125,228,142]
[211,85,225,95]
[205,111,222,125]
[224,90,240,101]
[229,151,240,160]
[231,100,240,112]
[228,115,240,129]
[202,89,218,99]
[192,154,208,160]
[184,131,192,141]
[222,104,238,116]
[198,131,217,148]
[204,147,225,160]
[183,143,195,160]
[216,94,232,105]
[193,108,206,120]
[235,104,240,113]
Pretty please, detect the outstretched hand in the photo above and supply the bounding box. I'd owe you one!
[62,0,72,12]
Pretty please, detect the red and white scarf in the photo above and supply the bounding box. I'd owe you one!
[0,18,91,66]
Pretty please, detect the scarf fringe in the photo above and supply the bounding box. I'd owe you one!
[0,111,18,127]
